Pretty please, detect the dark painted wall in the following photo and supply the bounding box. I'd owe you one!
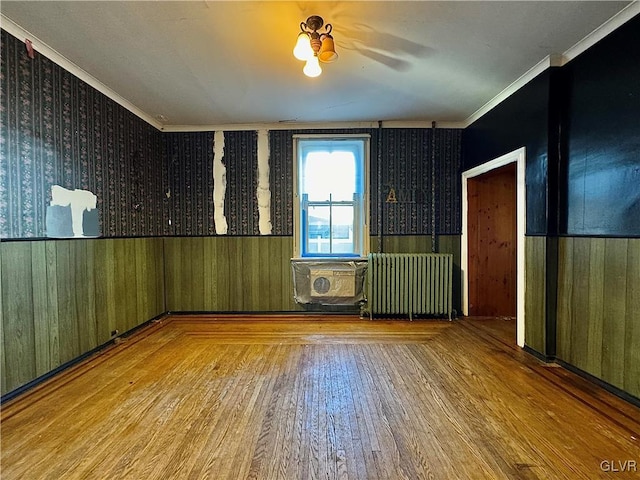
[562,15,640,236]
[464,14,640,238]
[463,71,552,235]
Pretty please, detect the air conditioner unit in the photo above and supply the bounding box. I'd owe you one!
[309,268,356,298]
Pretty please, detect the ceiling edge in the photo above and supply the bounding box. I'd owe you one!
[0,14,164,131]
[462,1,640,128]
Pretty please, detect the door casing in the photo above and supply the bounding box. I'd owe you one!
[461,148,526,347]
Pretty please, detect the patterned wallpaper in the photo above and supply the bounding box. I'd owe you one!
[224,130,259,236]
[277,127,463,236]
[0,30,165,239]
[269,130,294,236]
[1,28,462,240]
[374,128,463,235]
[164,132,215,236]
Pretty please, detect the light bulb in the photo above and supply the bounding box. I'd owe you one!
[303,55,322,77]
[293,33,313,61]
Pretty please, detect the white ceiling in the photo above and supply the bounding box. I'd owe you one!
[1,1,636,130]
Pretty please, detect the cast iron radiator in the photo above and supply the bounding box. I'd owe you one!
[367,253,453,320]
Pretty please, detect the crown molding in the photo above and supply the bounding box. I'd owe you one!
[463,54,561,128]
[563,1,640,63]
[1,14,164,131]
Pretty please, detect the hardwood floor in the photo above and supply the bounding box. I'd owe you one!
[2,315,639,479]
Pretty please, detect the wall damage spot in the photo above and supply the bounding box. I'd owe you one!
[46,185,99,237]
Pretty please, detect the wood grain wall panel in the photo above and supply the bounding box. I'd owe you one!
[586,238,605,377]
[601,238,627,389]
[625,240,640,395]
[93,239,115,344]
[556,237,639,398]
[55,241,79,364]
[1,243,37,391]
[44,241,61,366]
[0,245,4,394]
[1,238,166,396]
[371,235,431,253]
[556,237,574,362]
[31,242,52,376]
[570,238,591,372]
[134,238,150,324]
[164,236,298,312]
[369,235,460,258]
[280,237,295,312]
[524,236,546,354]
[123,239,138,332]
[214,237,232,309]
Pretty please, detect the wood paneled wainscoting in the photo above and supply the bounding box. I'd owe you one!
[163,236,297,312]
[556,237,640,399]
[1,316,638,479]
[0,238,165,396]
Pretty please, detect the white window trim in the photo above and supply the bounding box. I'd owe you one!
[293,134,371,259]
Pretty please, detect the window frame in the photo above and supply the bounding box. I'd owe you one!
[293,134,370,259]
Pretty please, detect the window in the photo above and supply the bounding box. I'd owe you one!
[294,136,369,257]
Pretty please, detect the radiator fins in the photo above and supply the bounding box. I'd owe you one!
[367,253,453,320]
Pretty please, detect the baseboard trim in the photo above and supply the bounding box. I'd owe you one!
[522,346,640,408]
[522,345,554,363]
[554,359,640,409]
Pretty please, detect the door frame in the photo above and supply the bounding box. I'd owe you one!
[461,147,526,347]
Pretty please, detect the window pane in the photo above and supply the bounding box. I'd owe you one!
[331,205,354,254]
[307,205,330,254]
[303,151,355,201]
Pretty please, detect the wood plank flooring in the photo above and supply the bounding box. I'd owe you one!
[2,315,639,479]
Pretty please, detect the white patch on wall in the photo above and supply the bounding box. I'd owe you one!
[256,129,272,235]
[46,185,99,237]
[213,130,228,234]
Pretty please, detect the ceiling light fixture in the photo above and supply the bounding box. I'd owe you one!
[293,15,338,77]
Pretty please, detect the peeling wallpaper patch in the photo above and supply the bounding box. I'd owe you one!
[47,185,99,237]
[257,130,272,235]
[213,131,228,234]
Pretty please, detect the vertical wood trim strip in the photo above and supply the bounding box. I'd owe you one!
[0,243,6,393]
[601,238,627,388]
[556,237,573,361]
[2,243,36,390]
[571,238,590,368]
[586,238,605,377]
[31,242,50,376]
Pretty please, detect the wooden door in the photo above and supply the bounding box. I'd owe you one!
[467,163,516,316]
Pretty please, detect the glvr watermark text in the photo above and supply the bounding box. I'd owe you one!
[600,460,637,472]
